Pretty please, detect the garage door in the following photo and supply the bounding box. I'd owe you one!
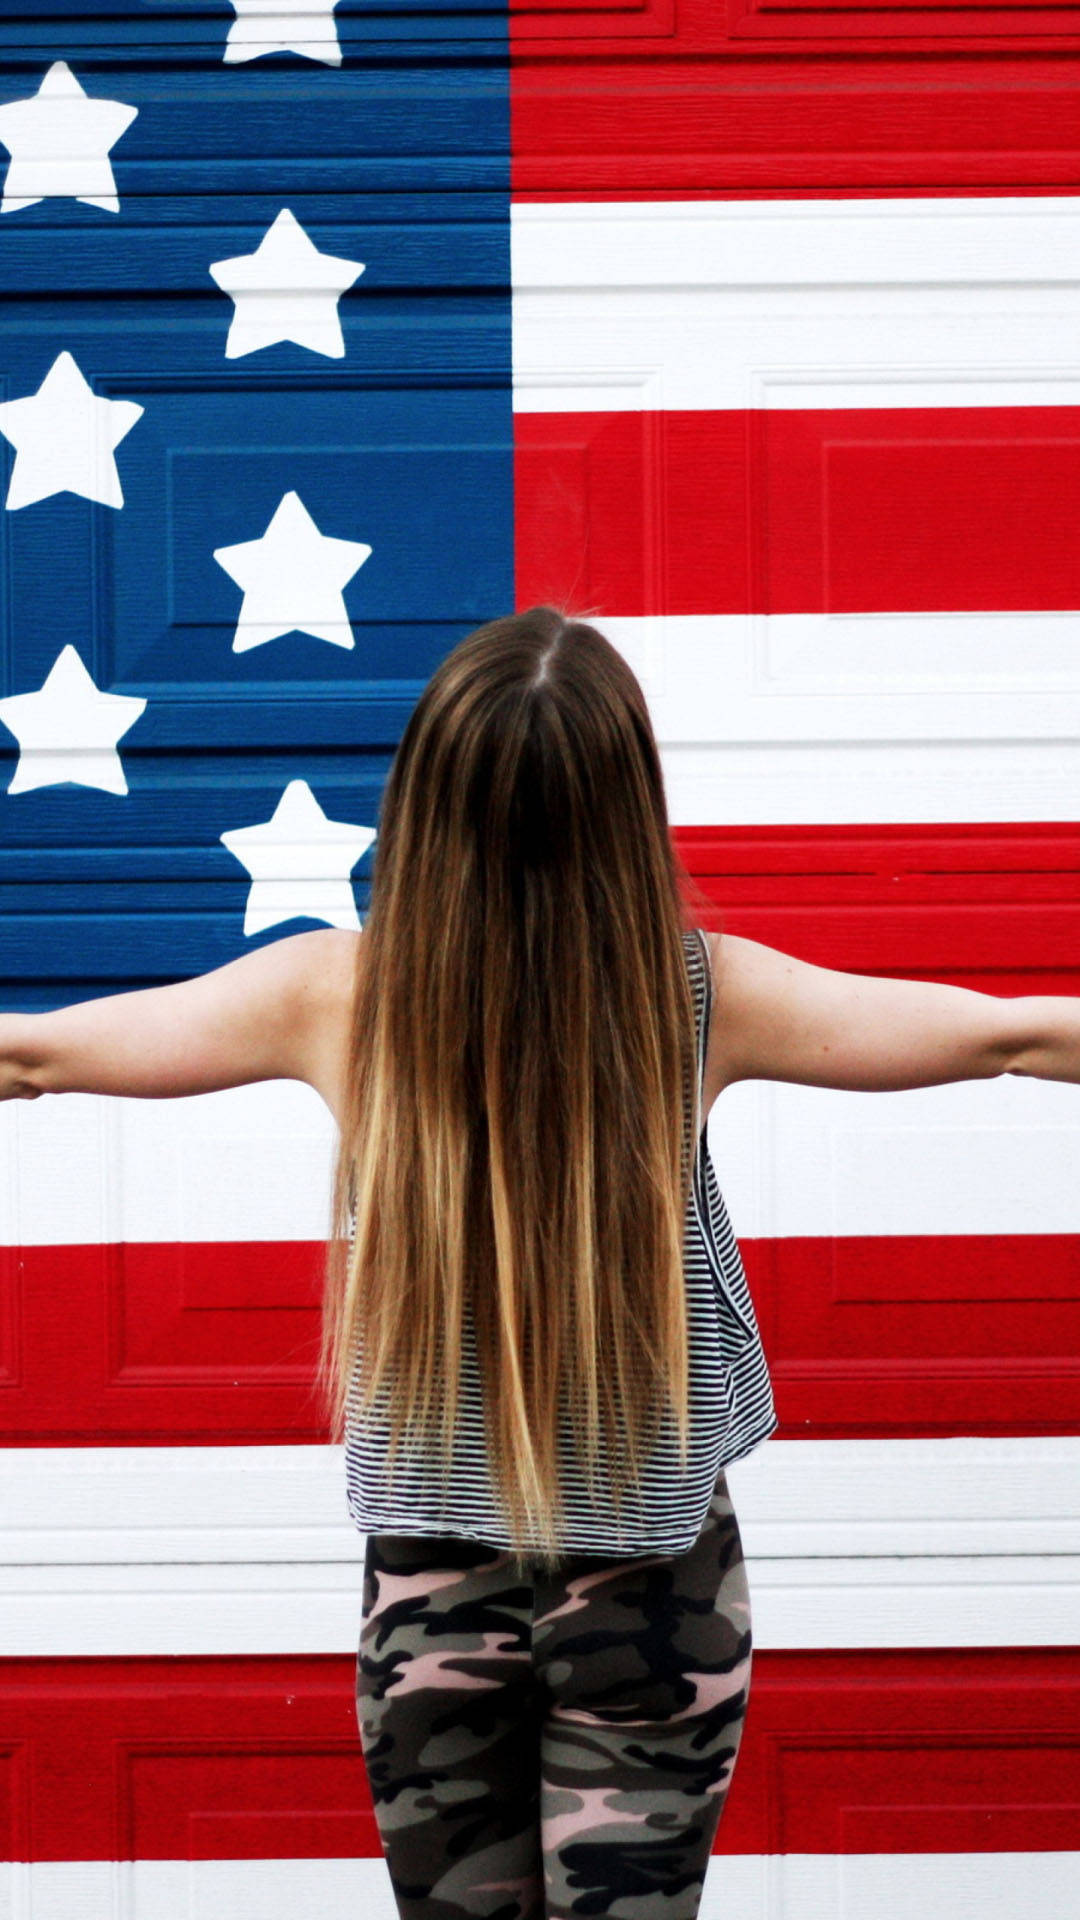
[2,3,1078,1914]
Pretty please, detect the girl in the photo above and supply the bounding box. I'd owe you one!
[3,604,1076,1920]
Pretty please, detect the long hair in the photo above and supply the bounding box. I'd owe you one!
[316,604,714,1572]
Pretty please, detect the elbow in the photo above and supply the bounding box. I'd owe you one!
[997,997,1041,1078]
[1,1067,47,1101]
[0,1014,50,1100]
[2,1052,49,1099]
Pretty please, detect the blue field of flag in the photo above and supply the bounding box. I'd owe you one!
[0,17,513,1006]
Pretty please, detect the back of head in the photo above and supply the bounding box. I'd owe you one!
[319,604,712,1570]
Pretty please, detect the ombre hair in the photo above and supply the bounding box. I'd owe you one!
[316,604,714,1572]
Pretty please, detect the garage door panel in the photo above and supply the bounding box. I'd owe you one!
[748,1234,1080,1435]
[1,1241,327,1445]
[516,405,1080,620]
[773,1736,1080,1854]
[727,0,1080,42]
[510,1,1080,196]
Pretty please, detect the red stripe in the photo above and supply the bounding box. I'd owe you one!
[509,2,1080,199]
[732,1648,1080,1853]
[1,1238,328,1445]
[515,407,1080,616]
[1,1649,1076,1858]
[4,1237,1077,1440]
[743,1235,1080,1438]
[679,820,1080,983]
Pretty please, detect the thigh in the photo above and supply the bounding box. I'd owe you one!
[534,1471,753,1920]
[356,1530,545,1920]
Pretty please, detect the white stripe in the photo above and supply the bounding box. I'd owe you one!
[711,1072,1080,1238]
[512,196,1080,412]
[1,1436,1076,1653]
[604,610,1080,822]
[3,1067,1078,1242]
[9,1853,1079,1920]
[512,194,1080,288]
[605,615,1080,745]
[0,1075,337,1244]
[657,733,1080,825]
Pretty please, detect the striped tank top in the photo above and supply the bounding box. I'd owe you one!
[342,927,778,1555]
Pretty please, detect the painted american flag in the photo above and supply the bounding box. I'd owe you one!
[0,2,1077,1914]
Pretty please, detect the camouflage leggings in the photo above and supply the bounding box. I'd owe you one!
[355,1468,753,1920]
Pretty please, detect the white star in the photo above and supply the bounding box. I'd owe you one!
[209,208,364,359]
[0,61,138,214]
[224,0,342,65]
[0,351,144,511]
[0,644,146,795]
[213,490,371,653]
[220,779,375,936]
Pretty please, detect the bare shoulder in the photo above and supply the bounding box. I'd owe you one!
[704,929,771,1002]
[700,929,792,1113]
[295,927,363,1126]
[701,926,849,1101]
[307,925,364,983]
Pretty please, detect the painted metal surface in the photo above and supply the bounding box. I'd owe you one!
[0,1,1077,1905]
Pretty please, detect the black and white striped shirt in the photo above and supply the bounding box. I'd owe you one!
[343,928,778,1555]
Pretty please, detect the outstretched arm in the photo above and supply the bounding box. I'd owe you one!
[0,927,360,1106]
[708,932,1080,1094]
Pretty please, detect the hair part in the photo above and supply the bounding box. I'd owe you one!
[316,603,714,1574]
